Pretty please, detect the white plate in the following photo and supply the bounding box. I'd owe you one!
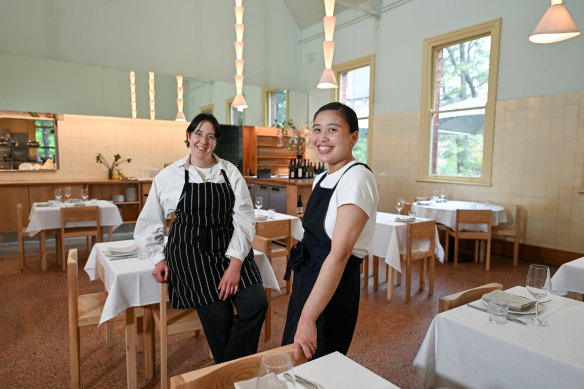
[480,297,543,315]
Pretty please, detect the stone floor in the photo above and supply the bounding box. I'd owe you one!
[0,234,553,388]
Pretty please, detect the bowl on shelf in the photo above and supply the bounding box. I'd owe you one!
[112,194,125,202]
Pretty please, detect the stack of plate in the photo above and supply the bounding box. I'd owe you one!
[104,244,137,260]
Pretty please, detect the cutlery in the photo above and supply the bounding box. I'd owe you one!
[466,303,527,326]
[283,372,321,389]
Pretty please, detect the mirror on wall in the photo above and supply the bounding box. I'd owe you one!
[0,111,59,171]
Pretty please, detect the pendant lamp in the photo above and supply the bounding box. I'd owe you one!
[529,0,581,44]
[317,0,338,89]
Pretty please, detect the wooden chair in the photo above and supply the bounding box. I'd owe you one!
[445,209,492,271]
[170,344,307,389]
[151,282,208,389]
[255,219,292,294]
[492,205,523,266]
[67,248,124,389]
[60,206,101,271]
[17,203,59,271]
[399,201,412,216]
[439,282,504,312]
[252,235,279,341]
[387,220,436,302]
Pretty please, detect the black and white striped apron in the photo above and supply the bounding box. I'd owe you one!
[165,168,262,309]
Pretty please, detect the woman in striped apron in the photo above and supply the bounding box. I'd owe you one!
[282,102,379,360]
[135,113,267,363]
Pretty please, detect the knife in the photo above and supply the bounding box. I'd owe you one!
[466,303,527,326]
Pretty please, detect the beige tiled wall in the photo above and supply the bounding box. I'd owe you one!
[371,91,584,254]
[1,114,189,181]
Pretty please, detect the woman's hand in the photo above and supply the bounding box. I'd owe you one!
[294,316,317,360]
[218,257,242,301]
[152,259,169,282]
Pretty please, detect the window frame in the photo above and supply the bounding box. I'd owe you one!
[417,18,501,186]
[332,54,375,165]
[262,88,289,126]
[225,96,245,126]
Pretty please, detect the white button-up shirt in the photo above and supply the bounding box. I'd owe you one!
[134,153,256,265]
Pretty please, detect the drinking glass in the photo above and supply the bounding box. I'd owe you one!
[256,351,295,389]
[255,196,263,210]
[64,186,72,202]
[396,199,404,215]
[432,189,439,203]
[439,188,447,202]
[526,264,551,327]
[81,188,89,201]
[55,188,62,203]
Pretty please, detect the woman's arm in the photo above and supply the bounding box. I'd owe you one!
[293,203,368,360]
[224,163,256,261]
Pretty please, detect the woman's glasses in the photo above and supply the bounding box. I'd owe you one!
[193,131,216,142]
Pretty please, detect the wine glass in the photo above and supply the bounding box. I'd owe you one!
[396,199,404,215]
[526,264,551,327]
[440,188,447,202]
[432,189,439,203]
[255,196,263,210]
[256,351,295,389]
[64,186,72,202]
[54,188,62,203]
[81,187,89,202]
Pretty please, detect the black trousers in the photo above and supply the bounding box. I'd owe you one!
[196,283,268,363]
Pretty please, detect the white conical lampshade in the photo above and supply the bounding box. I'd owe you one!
[232,93,248,110]
[317,68,338,89]
[529,2,581,44]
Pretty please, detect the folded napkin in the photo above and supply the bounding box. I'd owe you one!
[254,210,268,221]
[482,290,536,312]
[35,202,50,207]
[395,215,416,222]
[108,244,137,254]
[416,201,431,206]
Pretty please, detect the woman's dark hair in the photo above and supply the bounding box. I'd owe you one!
[313,102,359,133]
[185,113,221,147]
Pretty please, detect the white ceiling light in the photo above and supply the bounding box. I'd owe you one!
[529,0,581,44]
[233,0,247,110]
[317,0,338,89]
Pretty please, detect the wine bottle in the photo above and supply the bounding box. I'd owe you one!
[297,195,303,214]
[289,159,294,178]
[297,159,303,179]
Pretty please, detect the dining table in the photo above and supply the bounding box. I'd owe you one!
[411,199,507,231]
[367,212,445,300]
[26,200,123,271]
[413,285,584,389]
[551,257,584,299]
[254,209,304,240]
[84,239,280,388]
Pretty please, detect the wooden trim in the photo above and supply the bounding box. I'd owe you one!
[199,104,214,115]
[491,239,582,267]
[417,18,501,186]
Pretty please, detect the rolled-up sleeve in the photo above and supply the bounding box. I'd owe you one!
[134,178,168,266]
[225,166,256,261]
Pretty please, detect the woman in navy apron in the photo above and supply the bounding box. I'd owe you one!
[282,102,379,360]
[135,113,267,364]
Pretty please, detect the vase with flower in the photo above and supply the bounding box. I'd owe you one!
[96,153,132,179]
[273,119,307,159]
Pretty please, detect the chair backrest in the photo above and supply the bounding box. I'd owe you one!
[406,220,436,258]
[61,206,100,229]
[455,209,492,233]
[255,219,291,240]
[170,344,306,389]
[400,202,412,216]
[252,235,271,257]
[439,282,503,312]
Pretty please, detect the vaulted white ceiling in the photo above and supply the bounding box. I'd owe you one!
[282,0,381,30]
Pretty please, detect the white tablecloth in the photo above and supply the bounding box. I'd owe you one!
[411,200,507,231]
[255,210,304,240]
[84,239,280,325]
[370,213,445,272]
[414,286,584,389]
[552,257,584,294]
[235,351,398,389]
[26,200,123,236]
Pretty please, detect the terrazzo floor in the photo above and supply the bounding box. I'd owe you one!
[0,234,550,388]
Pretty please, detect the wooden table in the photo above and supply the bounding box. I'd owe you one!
[412,200,507,231]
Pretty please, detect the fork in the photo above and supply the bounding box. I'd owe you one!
[283,372,321,389]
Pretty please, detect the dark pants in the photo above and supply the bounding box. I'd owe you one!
[196,283,268,363]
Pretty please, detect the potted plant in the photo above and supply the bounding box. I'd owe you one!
[96,153,132,179]
[273,119,307,159]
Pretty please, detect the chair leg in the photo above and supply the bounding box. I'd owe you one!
[474,240,479,263]
[429,255,435,295]
[419,258,426,291]
[444,233,450,263]
[396,271,402,286]
[453,237,459,270]
[386,266,394,301]
[161,319,168,389]
[264,287,272,341]
[61,235,67,272]
[18,232,25,271]
[144,307,154,380]
[485,238,492,271]
[70,327,81,389]
[373,255,379,292]
[106,322,115,347]
[363,255,369,288]
[406,257,412,302]
[513,237,519,266]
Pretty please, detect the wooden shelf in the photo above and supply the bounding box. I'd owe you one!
[258,164,290,168]
[257,156,296,160]
[113,201,140,205]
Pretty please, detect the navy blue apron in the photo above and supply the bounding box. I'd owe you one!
[282,162,371,358]
[165,168,262,309]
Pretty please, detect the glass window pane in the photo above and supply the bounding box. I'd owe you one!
[230,105,243,126]
[353,118,368,163]
[339,66,370,118]
[430,109,485,177]
[268,90,287,125]
[434,36,491,111]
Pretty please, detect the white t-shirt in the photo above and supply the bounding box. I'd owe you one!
[313,161,379,258]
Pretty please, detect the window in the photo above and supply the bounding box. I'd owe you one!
[34,120,56,164]
[333,55,375,164]
[263,89,288,126]
[200,104,214,115]
[226,97,244,126]
[418,19,501,185]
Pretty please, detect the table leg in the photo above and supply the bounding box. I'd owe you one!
[373,255,379,292]
[40,230,47,272]
[107,226,113,242]
[363,256,369,288]
[125,307,137,389]
[144,307,154,380]
[387,266,394,301]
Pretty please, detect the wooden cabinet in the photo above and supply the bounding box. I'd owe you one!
[0,179,152,234]
[243,126,298,177]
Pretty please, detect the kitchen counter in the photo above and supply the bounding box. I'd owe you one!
[244,176,313,216]
[244,176,314,186]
